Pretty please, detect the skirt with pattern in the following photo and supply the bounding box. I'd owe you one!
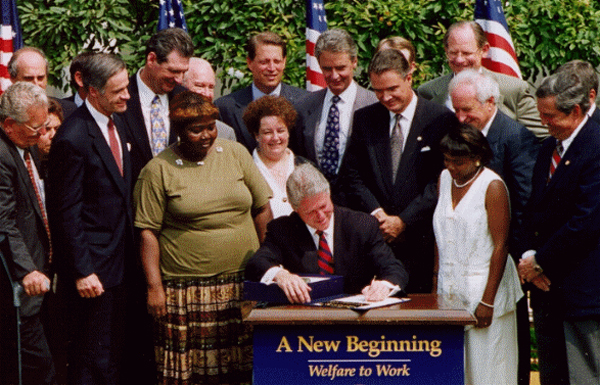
[156,271,252,385]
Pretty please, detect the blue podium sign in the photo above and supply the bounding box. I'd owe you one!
[253,324,464,384]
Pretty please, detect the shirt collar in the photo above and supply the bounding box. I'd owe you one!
[137,68,168,107]
[252,82,282,100]
[85,98,111,128]
[481,108,498,137]
[387,90,417,129]
[304,212,335,239]
[325,80,357,106]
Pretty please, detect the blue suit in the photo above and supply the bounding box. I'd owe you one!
[519,118,600,384]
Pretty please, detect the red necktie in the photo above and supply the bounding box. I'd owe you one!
[107,118,123,176]
[24,150,52,263]
[548,140,563,181]
[316,230,334,275]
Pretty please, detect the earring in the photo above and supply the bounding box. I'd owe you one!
[475,161,481,167]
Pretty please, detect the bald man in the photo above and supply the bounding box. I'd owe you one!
[182,58,236,141]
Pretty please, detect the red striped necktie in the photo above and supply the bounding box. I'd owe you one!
[24,150,52,263]
[316,230,334,275]
[548,140,563,181]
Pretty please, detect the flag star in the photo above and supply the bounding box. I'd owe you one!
[169,22,175,27]
[159,0,165,4]
[169,9,175,16]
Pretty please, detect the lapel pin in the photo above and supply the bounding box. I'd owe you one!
[565,160,571,166]
[417,136,422,141]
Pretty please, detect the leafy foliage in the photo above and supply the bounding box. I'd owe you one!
[16,0,600,93]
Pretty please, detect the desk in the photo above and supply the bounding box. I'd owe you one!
[246,294,475,384]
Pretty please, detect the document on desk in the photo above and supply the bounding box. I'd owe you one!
[316,294,410,310]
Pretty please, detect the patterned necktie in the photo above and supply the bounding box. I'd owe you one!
[548,140,563,181]
[108,118,123,176]
[321,95,341,180]
[390,114,404,184]
[150,95,167,156]
[316,230,334,275]
[24,150,52,263]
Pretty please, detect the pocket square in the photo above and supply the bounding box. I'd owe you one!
[127,142,132,152]
[420,146,431,152]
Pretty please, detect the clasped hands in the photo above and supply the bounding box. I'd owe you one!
[373,210,406,243]
[518,255,550,291]
[274,270,391,304]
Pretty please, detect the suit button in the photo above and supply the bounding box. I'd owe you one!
[534,231,539,237]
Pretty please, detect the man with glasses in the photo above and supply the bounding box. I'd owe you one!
[0,82,54,385]
[418,21,547,140]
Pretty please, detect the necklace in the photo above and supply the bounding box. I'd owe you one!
[453,167,482,188]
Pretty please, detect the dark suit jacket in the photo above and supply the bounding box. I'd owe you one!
[245,206,408,294]
[119,74,186,185]
[486,110,539,252]
[47,105,133,290]
[214,82,308,152]
[519,118,600,318]
[590,105,600,125]
[341,96,457,292]
[53,96,77,120]
[0,131,51,317]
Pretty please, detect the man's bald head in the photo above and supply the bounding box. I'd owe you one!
[182,57,216,101]
[8,47,49,89]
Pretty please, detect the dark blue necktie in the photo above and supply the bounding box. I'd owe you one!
[321,95,341,180]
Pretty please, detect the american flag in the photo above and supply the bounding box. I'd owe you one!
[475,0,521,79]
[0,0,22,94]
[157,0,188,31]
[306,0,327,91]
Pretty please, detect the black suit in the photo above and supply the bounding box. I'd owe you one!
[342,96,457,293]
[590,105,600,125]
[246,206,408,294]
[47,104,133,384]
[0,130,54,384]
[215,83,308,152]
[119,74,186,185]
[53,97,77,120]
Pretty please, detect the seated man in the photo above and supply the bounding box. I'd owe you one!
[245,163,408,303]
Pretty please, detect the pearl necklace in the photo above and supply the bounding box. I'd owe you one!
[453,167,482,188]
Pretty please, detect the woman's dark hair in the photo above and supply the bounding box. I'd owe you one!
[170,91,219,136]
[48,98,64,122]
[439,123,493,165]
[243,95,297,136]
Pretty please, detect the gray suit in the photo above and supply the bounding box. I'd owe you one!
[418,68,548,140]
[292,85,377,165]
[215,82,308,152]
[216,119,237,141]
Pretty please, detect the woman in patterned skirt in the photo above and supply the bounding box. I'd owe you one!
[134,91,272,384]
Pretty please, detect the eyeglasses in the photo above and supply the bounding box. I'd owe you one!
[22,121,47,133]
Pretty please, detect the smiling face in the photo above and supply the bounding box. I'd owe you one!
[370,69,414,114]
[91,68,130,116]
[537,96,582,140]
[256,115,289,161]
[180,118,218,159]
[37,113,61,156]
[247,44,286,94]
[318,51,357,96]
[445,25,488,74]
[146,50,190,94]
[451,82,495,130]
[295,192,334,232]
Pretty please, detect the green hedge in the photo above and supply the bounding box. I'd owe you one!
[17,0,600,93]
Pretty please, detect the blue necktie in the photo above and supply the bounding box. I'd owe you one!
[321,95,341,180]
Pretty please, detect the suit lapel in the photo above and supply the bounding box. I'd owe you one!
[288,212,320,273]
[393,98,426,188]
[85,107,127,197]
[233,86,255,148]
[126,78,154,161]
[368,104,394,195]
[304,89,326,163]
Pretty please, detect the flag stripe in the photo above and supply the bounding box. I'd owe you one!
[306,0,327,91]
[0,0,23,94]
[474,0,521,79]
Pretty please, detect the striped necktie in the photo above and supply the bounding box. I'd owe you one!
[316,230,334,275]
[548,140,563,181]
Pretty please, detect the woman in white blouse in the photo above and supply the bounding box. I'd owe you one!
[244,95,306,218]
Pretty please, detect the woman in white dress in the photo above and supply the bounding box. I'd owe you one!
[244,95,303,218]
[433,124,523,385]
